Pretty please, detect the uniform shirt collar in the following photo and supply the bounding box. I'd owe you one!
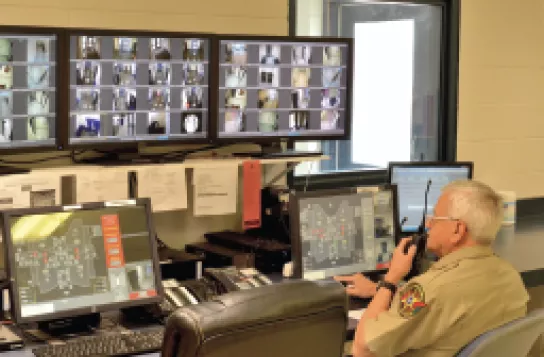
[430,245,494,271]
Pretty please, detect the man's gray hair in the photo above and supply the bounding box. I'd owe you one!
[442,180,504,245]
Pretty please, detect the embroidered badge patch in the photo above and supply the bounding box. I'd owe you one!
[398,282,427,318]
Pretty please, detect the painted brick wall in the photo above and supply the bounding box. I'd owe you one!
[0,0,288,35]
[457,0,544,199]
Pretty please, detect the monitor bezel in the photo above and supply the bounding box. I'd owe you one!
[60,27,217,151]
[387,161,474,233]
[289,184,399,280]
[211,34,354,143]
[2,197,164,324]
[0,25,64,154]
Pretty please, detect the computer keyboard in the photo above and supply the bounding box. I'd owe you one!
[32,328,164,357]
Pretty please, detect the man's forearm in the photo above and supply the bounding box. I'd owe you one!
[353,276,397,357]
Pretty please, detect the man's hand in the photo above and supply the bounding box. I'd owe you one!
[385,237,417,285]
[334,273,377,298]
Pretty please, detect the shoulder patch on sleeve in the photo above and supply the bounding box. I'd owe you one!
[398,282,427,318]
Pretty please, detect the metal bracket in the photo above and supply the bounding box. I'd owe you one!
[264,162,300,188]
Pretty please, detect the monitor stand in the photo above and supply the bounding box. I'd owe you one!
[36,313,101,337]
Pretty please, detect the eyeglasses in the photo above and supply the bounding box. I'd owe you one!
[425,215,459,227]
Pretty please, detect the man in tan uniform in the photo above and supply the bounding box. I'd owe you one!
[336,180,529,357]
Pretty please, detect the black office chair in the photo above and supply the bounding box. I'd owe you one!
[162,279,348,357]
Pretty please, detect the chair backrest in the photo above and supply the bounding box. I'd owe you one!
[161,279,348,357]
[456,308,544,357]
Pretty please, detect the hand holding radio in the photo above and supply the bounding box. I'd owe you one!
[385,238,417,285]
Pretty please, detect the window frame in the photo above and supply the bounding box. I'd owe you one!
[287,0,460,190]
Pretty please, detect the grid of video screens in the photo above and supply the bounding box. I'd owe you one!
[217,39,349,139]
[0,34,56,148]
[69,35,209,144]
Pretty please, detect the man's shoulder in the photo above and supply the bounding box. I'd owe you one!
[407,255,527,303]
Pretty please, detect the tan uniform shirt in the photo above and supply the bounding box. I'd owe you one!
[364,246,529,357]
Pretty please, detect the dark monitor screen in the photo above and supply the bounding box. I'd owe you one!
[68,34,210,145]
[3,199,163,323]
[290,186,397,280]
[216,38,351,140]
[389,162,473,232]
[0,32,57,149]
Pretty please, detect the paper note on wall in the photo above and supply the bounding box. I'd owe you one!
[76,167,129,203]
[137,164,188,212]
[0,171,62,209]
[193,165,238,216]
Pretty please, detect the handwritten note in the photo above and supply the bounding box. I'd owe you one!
[137,164,187,212]
[193,165,238,216]
[76,167,129,203]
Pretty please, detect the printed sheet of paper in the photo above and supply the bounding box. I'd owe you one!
[137,164,188,212]
[193,164,238,216]
[0,171,62,209]
[76,167,129,203]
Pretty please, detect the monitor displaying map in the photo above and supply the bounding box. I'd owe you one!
[291,186,397,280]
[5,202,162,323]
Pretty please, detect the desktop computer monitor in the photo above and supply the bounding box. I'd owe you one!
[66,30,211,147]
[2,198,163,324]
[214,35,353,141]
[289,185,398,280]
[0,27,60,152]
[388,162,474,233]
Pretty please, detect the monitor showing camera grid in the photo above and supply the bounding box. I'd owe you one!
[217,39,349,139]
[0,33,57,149]
[68,34,210,144]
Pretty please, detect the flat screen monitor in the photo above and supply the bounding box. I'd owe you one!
[388,162,474,232]
[289,185,398,280]
[67,31,211,146]
[215,36,352,141]
[2,199,163,324]
[0,28,59,151]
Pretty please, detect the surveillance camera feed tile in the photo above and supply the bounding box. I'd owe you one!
[218,40,348,138]
[0,34,56,148]
[297,187,396,280]
[69,35,209,144]
[8,205,160,321]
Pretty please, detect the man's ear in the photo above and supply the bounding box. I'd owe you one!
[451,221,467,244]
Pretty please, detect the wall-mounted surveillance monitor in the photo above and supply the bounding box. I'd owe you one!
[67,30,211,146]
[214,36,352,142]
[0,28,58,151]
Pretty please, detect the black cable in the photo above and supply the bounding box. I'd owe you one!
[0,149,95,166]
